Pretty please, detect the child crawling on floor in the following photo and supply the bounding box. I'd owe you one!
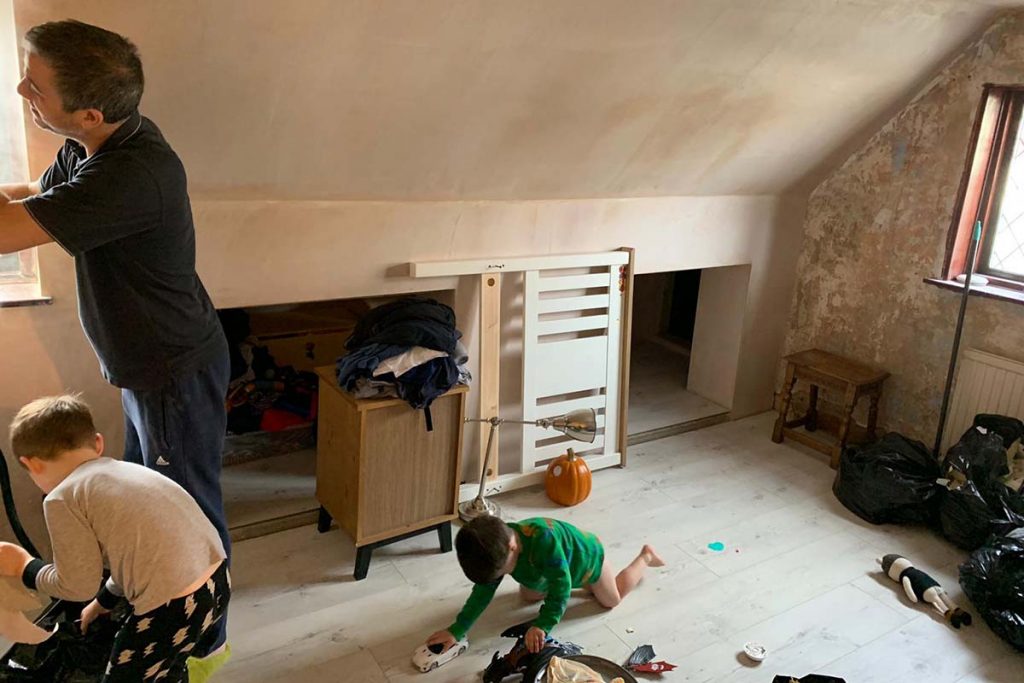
[426,516,664,653]
[0,395,230,683]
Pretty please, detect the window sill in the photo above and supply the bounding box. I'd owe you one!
[0,295,53,308]
[924,277,1024,306]
[0,282,52,308]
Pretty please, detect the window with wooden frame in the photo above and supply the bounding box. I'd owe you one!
[0,0,45,306]
[0,250,40,301]
[939,85,1024,299]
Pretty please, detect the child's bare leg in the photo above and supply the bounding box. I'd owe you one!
[589,545,664,609]
[519,585,545,603]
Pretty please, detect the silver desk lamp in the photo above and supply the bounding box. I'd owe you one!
[459,408,598,522]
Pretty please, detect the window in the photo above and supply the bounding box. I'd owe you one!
[0,249,37,281]
[943,85,1024,294]
[0,0,44,306]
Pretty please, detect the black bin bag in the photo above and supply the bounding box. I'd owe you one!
[940,477,1024,550]
[0,600,124,682]
[940,424,1024,550]
[971,414,1024,451]
[833,433,943,525]
[945,423,1012,486]
[959,531,1024,652]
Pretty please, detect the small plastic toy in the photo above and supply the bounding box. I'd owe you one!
[411,638,469,673]
[624,644,678,674]
[482,622,582,683]
[743,641,767,663]
[878,554,973,628]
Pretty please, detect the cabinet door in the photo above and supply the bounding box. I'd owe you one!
[360,395,461,542]
[315,379,361,538]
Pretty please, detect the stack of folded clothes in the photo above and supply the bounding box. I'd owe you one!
[335,297,471,429]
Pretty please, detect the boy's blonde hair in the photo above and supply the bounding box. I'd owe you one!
[9,395,97,461]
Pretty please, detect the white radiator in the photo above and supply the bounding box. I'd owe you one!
[942,348,1024,454]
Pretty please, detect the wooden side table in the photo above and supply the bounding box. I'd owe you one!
[772,349,889,468]
[314,367,467,580]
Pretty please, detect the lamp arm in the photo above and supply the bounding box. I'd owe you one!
[475,420,499,501]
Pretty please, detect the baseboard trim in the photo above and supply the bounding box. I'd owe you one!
[628,412,730,446]
[229,508,320,542]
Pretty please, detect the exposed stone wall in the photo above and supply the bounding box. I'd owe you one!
[784,12,1024,444]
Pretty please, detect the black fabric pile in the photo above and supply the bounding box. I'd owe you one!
[219,310,319,435]
[833,432,944,525]
[959,529,1024,652]
[831,413,1024,653]
[939,415,1024,550]
[0,601,127,682]
[335,298,469,428]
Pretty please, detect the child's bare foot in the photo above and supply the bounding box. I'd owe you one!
[641,544,665,567]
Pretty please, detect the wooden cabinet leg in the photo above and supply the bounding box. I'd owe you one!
[354,546,373,581]
[317,506,333,533]
[773,364,797,443]
[438,522,453,553]
[806,384,819,432]
[833,385,859,469]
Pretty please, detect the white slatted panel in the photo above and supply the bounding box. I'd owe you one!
[522,266,624,473]
[602,268,622,459]
[538,273,612,292]
[529,439,607,464]
[538,294,609,314]
[537,315,609,336]
[534,394,605,419]
[534,337,608,397]
[942,348,1024,454]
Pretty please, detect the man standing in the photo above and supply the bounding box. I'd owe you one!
[0,20,230,669]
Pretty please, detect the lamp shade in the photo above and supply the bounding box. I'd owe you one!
[549,408,597,444]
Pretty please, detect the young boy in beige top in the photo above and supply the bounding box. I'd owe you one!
[0,396,229,683]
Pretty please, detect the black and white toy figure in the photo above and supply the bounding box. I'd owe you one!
[878,554,972,628]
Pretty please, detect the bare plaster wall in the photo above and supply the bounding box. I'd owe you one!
[3,193,807,542]
[11,0,1021,199]
[1,1,817,541]
[783,12,1024,444]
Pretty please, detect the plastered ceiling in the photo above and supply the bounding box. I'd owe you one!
[14,0,1024,199]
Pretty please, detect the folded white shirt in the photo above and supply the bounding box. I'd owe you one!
[373,347,448,378]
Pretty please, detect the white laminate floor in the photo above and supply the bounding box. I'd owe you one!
[218,413,1024,683]
[222,449,318,530]
[628,341,727,435]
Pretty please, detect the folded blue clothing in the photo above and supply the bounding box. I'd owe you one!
[384,355,460,410]
[345,297,460,354]
[335,343,410,390]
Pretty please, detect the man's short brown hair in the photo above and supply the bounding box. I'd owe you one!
[25,20,144,123]
[9,395,97,461]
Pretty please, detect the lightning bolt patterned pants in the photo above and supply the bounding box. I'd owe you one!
[103,562,230,682]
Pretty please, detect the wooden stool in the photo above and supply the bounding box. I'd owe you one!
[772,349,889,468]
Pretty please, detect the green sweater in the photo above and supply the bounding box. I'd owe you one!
[447,518,604,639]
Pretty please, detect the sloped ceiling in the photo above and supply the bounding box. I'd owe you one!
[14,0,1024,199]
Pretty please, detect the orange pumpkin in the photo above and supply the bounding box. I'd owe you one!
[545,448,592,506]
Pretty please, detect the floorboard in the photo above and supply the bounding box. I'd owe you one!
[217,413,1022,682]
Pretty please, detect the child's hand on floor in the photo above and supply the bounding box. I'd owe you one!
[525,626,546,653]
[426,629,457,652]
[80,599,110,634]
[0,542,32,577]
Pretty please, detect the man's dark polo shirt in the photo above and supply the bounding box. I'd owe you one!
[23,111,224,390]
